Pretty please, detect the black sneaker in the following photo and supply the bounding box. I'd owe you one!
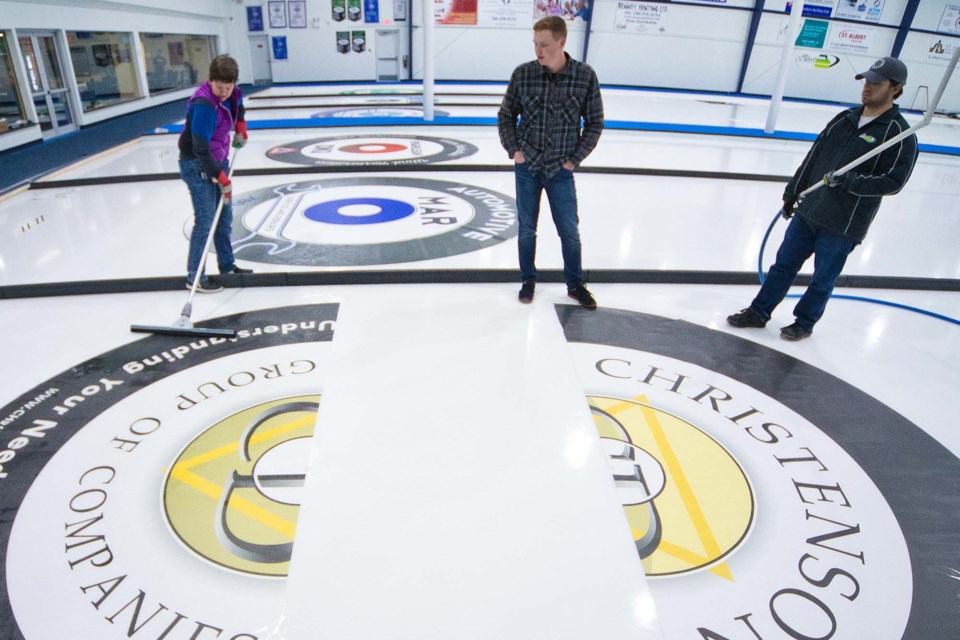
[567,284,597,309]
[780,323,812,341]
[519,280,535,303]
[188,280,223,293]
[224,266,253,274]
[727,307,767,328]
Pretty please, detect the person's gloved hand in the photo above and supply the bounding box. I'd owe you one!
[232,121,248,149]
[781,198,796,219]
[214,170,232,200]
[823,170,842,188]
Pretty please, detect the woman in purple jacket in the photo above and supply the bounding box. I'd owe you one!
[177,55,252,293]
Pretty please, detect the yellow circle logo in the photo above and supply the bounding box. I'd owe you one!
[590,396,754,578]
[163,396,320,577]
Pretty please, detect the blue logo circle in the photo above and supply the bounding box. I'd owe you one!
[304,198,415,225]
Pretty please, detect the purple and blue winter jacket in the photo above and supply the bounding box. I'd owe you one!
[177,81,245,179]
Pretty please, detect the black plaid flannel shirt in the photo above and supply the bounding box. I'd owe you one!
[497,53,604,178]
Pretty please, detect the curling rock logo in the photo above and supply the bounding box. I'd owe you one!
[265,134,478,166]
[229,177,518,266]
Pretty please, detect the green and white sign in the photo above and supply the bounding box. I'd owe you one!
[795,19,829,49]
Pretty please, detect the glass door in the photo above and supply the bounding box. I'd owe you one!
[19,32,77,139]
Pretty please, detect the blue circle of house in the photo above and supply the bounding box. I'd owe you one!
[304,198,416,225]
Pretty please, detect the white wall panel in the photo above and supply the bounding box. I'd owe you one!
[910,0,960,32]
[895,31,960,113]
[587,1,751,91]
[410,27,586,81]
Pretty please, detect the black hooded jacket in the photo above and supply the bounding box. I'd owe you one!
[785,103,918,243]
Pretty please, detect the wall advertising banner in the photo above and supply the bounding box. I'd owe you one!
[478,0,532,27]
[833,0,885,24]
[351,31,367,52]
[614,1,668,34]
[268,0,287,28]
[364,0,380,23]
[288,1,307,28]
[940,5,960,35]
[787,0,832,18]
[435,0,479,24]
[247,6,265,32]
[478,0,524,27]
[533,0,590,25]
[348,0,362,21]
[827,22,874,54]
[795,19,829,49]
[272,35,288,59]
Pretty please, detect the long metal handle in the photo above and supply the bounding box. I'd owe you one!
[800,46,960,199]
[184,146,241,307]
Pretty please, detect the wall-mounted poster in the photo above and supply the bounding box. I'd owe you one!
[395,0,407,21]
[833,0,885,24]
[288,0,307,28]
[614,1,668,34]
[365,0,380,23]
[435,0,478,25]
[336,31,351,53]
[348,0,362,21]
[247,6,265,32]
[351,30,366,53]
[940,5,960,35]
[269,1,287,28]
[272,35,288,59]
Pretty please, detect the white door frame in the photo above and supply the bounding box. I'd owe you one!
[17,30,78,140]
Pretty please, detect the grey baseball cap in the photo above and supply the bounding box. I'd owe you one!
[856,57,908,85]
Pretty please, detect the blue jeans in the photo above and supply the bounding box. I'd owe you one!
[180,157,237,283]
[514,163,583,288]
[752,216,857,331]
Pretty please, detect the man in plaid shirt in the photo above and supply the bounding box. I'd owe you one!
[497,16,604,308]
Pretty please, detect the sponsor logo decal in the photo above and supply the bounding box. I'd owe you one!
[796,53,840,69]
[310,107,451,118]
[1,304,337,638]
[557,305,960,638]
[265,134,478,167]
[227,178,518,266]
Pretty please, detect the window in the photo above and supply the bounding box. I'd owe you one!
[143,33,216,95]
[0,32,28,133]
[66,31,141,111]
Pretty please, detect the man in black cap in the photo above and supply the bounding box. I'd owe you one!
[727,56,918,340]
